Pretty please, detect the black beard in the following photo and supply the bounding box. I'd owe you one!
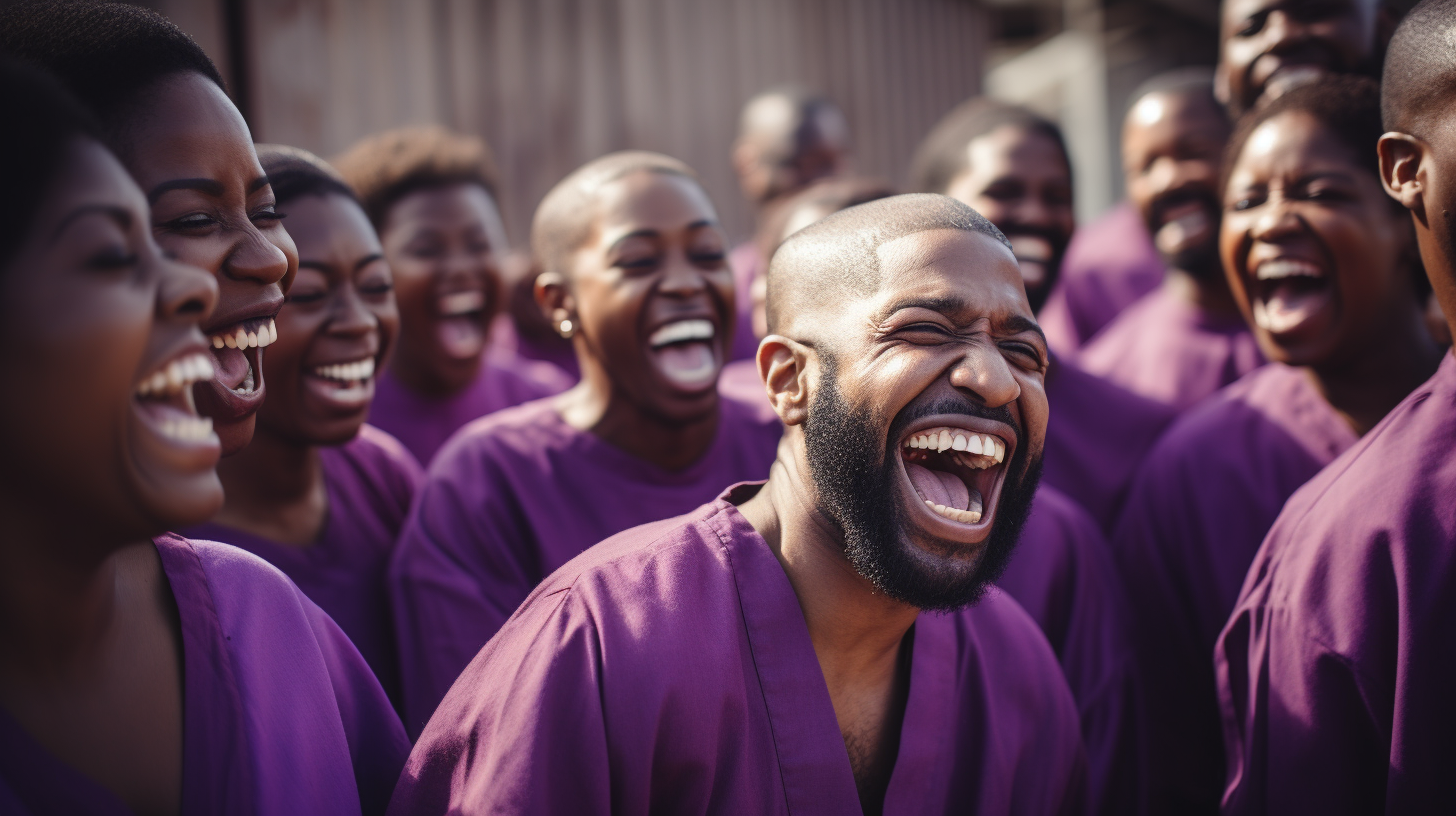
[1168,238,1223,283]
[801,354,1042,610]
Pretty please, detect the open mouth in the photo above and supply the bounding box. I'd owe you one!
[647,318,720,390]
[135,351,219,446]
[207,318,275,398]
[1009,235,1053,288]
[437,290,488,360]
[1250,257,1332,337]
[899,423,1009,531]
[1154,198,1214,257]
[1262,64,1329,100]
[305,356,377,408]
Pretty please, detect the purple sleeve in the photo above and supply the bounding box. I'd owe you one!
[388,589,612,816]
[304,597,412,816]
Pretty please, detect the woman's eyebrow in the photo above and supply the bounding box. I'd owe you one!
[49,204,132,244]
[147,177,224,204]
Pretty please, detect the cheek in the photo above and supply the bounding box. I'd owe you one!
[375,304,402,354]
[155,232,228,275]
[388,262,435,312]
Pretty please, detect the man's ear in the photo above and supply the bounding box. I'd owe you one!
[1380,132,1427,218]
[534,270,577,335]
[757,335,811,426]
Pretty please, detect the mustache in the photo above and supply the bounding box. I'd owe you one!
[888,397,1021,449]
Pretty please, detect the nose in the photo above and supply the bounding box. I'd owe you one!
[225,226,294,287]
[658,253,710,297]
[947,342,1021,408]
[327,285,380,338]
[157,251,219,324]
[1249,195,1305,243]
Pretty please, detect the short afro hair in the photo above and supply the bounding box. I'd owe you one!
[1381,0,1456,137]
[256,144,358,208]
[909,98,1069,195]
[332,125,501,231]
[0,56,103,269]
[0,1,226,135]
[530,151,701,281]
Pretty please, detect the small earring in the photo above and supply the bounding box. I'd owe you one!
[557,318,575,338]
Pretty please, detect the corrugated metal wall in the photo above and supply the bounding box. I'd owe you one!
[149,0,986,243]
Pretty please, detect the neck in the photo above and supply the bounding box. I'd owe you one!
[388,340,481,398]
[1307,300,1444,436]
[1165,265,1242,320]
[557,357,722,472]
[213,424,328,546]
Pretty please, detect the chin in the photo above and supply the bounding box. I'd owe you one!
[137,474,225,532]
[215,415,259,457]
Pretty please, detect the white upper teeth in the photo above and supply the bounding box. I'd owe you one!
[211,319,278,350]
[159,415,214,443]
[136,353,216,397]
[649,319,715,348]
[440,291,485,316]
[903,427,1005,464]
[1255,259,1323,281]
[314,358,376,383]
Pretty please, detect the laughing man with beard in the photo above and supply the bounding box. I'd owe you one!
[387,195,1087,816]
[1078,71,1265,410]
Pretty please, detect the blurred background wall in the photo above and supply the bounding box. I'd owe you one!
[30,0,1218,242]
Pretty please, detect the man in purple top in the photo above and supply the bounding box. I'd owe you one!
[389,193,1085,816]
[1037,201,1165,354]
[389,151,782,735]
[1216,8,1456,811]
[1116,76,1440,814]
[1078,70,1264,410]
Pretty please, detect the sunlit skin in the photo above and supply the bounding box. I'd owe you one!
[536,171,735,471]
[1123,89,1241,318]
[1217,0,1382,117]
[118,72,298,457]
[0,139,222,816]
[942,125,1073,310]
[212,193,399,546]
[379,183,507,397]
[738,228,1047,814]
[1224,112,1440,434]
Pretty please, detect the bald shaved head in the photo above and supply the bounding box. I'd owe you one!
[766,193,1012,335]
[531,150,697,279]
[1382,0,1456,137]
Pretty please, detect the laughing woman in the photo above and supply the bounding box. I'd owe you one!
[1108,76,1445,815]
[185,147,419,708]
[0,63,406,816]
[0,3,298,458]
[389,152,783,734]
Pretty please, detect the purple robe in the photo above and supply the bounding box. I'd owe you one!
[1075,285,1264,411]
[1043,354,1177,533]
[186,424,423,707]
[728,241,763,362]
[0,534,409,816]
[387,484,1088,815]
[1038,202,1165,354]
[999,485,1141,816]
[389,395,782,735]
[369,357,572,468]
[1216,353,1456,814]
[1111,364,1356,814]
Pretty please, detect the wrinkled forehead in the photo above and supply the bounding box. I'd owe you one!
[866,228,1030,322]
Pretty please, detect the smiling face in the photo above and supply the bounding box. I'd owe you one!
[379,182,506,395]
[1124,90,1231,278]
[565,170,734,423]
[118,72,298,457]
[797,228,1047,609]
[1222,111,1414,366]
[1218,0,1380,117]
[942,125,1073,312]
[0,138,222,540]
[257,193,398,446]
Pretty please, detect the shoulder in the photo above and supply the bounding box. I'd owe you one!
[1025,485,1103,547]
[329,424,425,492]
[718,388,786,443]
[483,357,573,400]
[427,397,567,478]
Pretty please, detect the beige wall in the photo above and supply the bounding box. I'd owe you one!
[146,0,986,243]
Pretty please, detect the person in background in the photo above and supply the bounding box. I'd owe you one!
[726,86,853,361]
[333,126,570,467]
[0,57,406,816]
[1078,71,1264,410]
[185,146,422,709]
[388,152,782,736]
[1217,5,1456,810]
[1114,75,1439,816]
[488,249,580,381]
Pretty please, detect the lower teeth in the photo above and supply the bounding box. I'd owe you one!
[926,500,982,523]
[233,358,256,395]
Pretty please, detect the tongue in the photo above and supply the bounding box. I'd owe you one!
[653,341,718,388]
[438,316,486,360]
[210,345,249,389]
[1256,281,1326,334]
[905,461,971,511]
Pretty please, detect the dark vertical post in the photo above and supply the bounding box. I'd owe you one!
[221,0,254,126]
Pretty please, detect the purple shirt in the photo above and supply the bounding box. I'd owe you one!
[999,485,1141,816]
[186,425,423,707]
[1216,353,1456,815]
[370,357,572,468]
[0,534,409,816]
[1038,202,1165,354]
[389,395,782,735]
[388,485,1088,816]
[1111,364,1356,814]
[1044,354,1177,533]
[1075,285,1264,411]
[728,241,763,362]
